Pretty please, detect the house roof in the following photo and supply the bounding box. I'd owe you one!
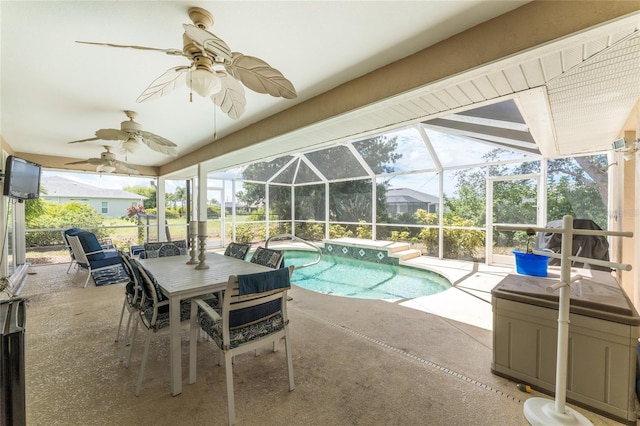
[40,176,144,200]
[386,188,439,204]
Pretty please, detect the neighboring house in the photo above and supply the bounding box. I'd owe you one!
[40,176,145,218]
[385,188,439,215]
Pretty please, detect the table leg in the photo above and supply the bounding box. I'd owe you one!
[169,295,182,396]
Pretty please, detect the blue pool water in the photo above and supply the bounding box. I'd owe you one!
[283,250,451,300]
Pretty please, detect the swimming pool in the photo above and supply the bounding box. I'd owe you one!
[283,250,451,300]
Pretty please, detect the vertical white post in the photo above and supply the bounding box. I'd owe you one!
[554,214,573,413]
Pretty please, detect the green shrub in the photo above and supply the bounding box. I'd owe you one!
[296,223,324,241]
[356,221,372,239]
[329,224,353,239]
[26,201,108,246]
[390,230,410,242]
[415,208,484,259]
[233,224,255,244]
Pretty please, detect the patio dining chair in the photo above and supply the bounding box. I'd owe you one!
[189,266,295,426]
[114,252,144,363]
[223,242,251,260]
[130,261,216,396]
[249,246,284,269]
[67,232,122,288]
[143,240,187,258]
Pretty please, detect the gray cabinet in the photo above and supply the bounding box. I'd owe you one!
[491,270,639,425]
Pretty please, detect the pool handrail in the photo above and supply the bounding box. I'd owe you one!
[265,234,322,270]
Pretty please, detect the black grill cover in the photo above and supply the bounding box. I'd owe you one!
[536,219,610,271]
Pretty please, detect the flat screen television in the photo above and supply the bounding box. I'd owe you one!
[2,155,42,200]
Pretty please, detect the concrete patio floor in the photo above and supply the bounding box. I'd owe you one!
[16,255,625,425]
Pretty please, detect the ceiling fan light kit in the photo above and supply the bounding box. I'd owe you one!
[187,66,222,98]
[96,164,116,174]
[122,137,139,153]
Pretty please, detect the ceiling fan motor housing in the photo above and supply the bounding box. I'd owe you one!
[121,119,142,133]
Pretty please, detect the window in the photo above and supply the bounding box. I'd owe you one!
[101,201,108,214]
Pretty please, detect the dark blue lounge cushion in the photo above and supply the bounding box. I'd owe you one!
[63,227,83,242]
[76,231,105,261]
[89,251,121,268]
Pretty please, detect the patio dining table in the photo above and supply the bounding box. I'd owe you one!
[138,252,272,396]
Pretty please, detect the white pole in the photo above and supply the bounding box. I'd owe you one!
[554,214,573,413]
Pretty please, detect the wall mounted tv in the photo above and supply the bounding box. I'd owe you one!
[2,155,42,200]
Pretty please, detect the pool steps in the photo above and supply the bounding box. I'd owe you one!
[321,238,422,262]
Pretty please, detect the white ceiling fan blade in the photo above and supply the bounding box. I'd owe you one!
[225,53,297,99]
[136,66,190,103]
[139,131,178,156]
[95,128,129,141]
[114,161,141,175]
[65,158,106,166]
[76,41,185,57]
[64,159,92,165]
[68,136,100,144]
[212,73,246,120]
[182,24,232,61]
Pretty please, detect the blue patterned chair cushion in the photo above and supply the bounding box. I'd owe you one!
[141,299,192,330]
[224,242,251,260]
[118,252,144,307]
[199,307,285,350]
[143,240,188,258]
[136,262,167,302]
[249,247,284,269]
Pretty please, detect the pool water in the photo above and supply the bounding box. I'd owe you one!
[283,250,452,300]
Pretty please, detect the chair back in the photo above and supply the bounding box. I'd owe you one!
[62,228,83,258]
[118,252,144,309]
[221,266,293,348]
[143,240,188,258]
[129,245,145,258]
[134,261,171,329]
[67,235,91,268]
[223,242,251,260]
[74,231,108,261]
[249,246,284,269]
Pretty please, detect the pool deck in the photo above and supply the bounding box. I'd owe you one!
[18,247,621,425]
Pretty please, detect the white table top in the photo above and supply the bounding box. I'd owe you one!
[138,252,272,299]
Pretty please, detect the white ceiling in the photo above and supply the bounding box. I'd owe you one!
[1,1,639,178]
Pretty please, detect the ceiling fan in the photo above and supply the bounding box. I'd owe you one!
[76,7,297,119]
[65,146,140,175]
[67,110,177,156]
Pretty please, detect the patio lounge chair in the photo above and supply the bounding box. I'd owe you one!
[63,227,115,273]
[67,232,122,288]
[189,266,295,426]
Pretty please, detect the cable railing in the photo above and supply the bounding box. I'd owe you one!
[265,233,322,269]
